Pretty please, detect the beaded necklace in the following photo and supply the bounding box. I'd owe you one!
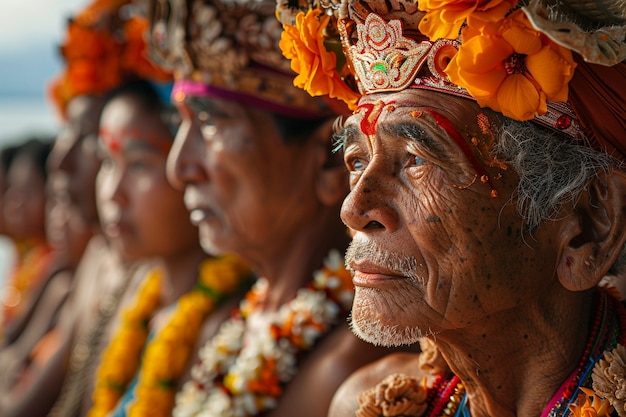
[173,249,354,417]
[544,289,624,417]
[88,255,253,417]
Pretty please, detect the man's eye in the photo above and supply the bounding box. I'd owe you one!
[413,155,427,166]
[128,159,148,172]
[201,123,217,138]
[347,157,365,171]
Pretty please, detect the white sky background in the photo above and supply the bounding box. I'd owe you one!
[0,0,88,141]
[0,0,85,53]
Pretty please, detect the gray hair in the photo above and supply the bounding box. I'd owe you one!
[493,119,626,274]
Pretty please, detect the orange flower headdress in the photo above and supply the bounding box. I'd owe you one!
[49,0,172,119]
[276,0,626,157]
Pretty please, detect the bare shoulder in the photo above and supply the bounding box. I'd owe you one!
[328,351,425,417]
[269,323,416,417]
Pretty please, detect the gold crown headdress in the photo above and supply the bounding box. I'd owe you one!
[146,0,335,118]
[276,0,626,157]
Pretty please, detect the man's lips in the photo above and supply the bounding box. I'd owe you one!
[184,189,215,225]
[350,260,407,287]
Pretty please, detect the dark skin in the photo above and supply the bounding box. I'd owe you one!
[331,89,626,417]
[168,93,404,417]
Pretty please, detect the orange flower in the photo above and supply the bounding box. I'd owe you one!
[280,9,359,110]
[49,20,123,118]
[417,0,517,40]
[48,1,172,120]
[445,10,576,121]
[570,388,614,417]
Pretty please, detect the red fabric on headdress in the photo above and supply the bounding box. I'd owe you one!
[568,56,626,161]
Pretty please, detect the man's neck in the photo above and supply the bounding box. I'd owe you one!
[434,287,595,417]
[158,244,208,306]
[252,209,350,312]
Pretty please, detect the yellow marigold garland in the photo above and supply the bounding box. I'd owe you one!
[88,255,253,417]
[88,268,162,417]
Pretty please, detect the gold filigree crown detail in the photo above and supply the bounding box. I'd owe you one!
[346,13,468,97]
[349,14,426,93]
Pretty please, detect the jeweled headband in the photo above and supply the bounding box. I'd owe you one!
[276,0,626,158]
[146,0,334,119]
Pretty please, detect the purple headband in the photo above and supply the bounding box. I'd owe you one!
[172,79,331,120]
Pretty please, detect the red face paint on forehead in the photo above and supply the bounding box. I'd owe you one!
[99,127,172,156]
[358,100,395,137]
[100,127,122,154]
[423,109,498,198]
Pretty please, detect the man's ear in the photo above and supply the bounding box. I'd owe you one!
[556,170,626,291]
[309,118,349,207]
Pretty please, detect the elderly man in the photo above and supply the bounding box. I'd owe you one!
[276,0,626,415]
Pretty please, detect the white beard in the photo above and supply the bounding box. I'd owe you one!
[349,307,426,347]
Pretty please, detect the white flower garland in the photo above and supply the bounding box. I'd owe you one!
[173,250,353,417]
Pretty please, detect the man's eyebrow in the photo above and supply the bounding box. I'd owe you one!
[380,122,444,155]
[332,121,444,156]
[186,96,227,118]
[332,124,359,152]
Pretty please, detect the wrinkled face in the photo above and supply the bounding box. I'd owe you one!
[168,95,319,260]
[48,95,103,229]
[96,94,199,262]
[340,90,560,346]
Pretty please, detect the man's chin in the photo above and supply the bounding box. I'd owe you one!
[198,226,228,256]
[200,239,226,256]
[349,314,424,347]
